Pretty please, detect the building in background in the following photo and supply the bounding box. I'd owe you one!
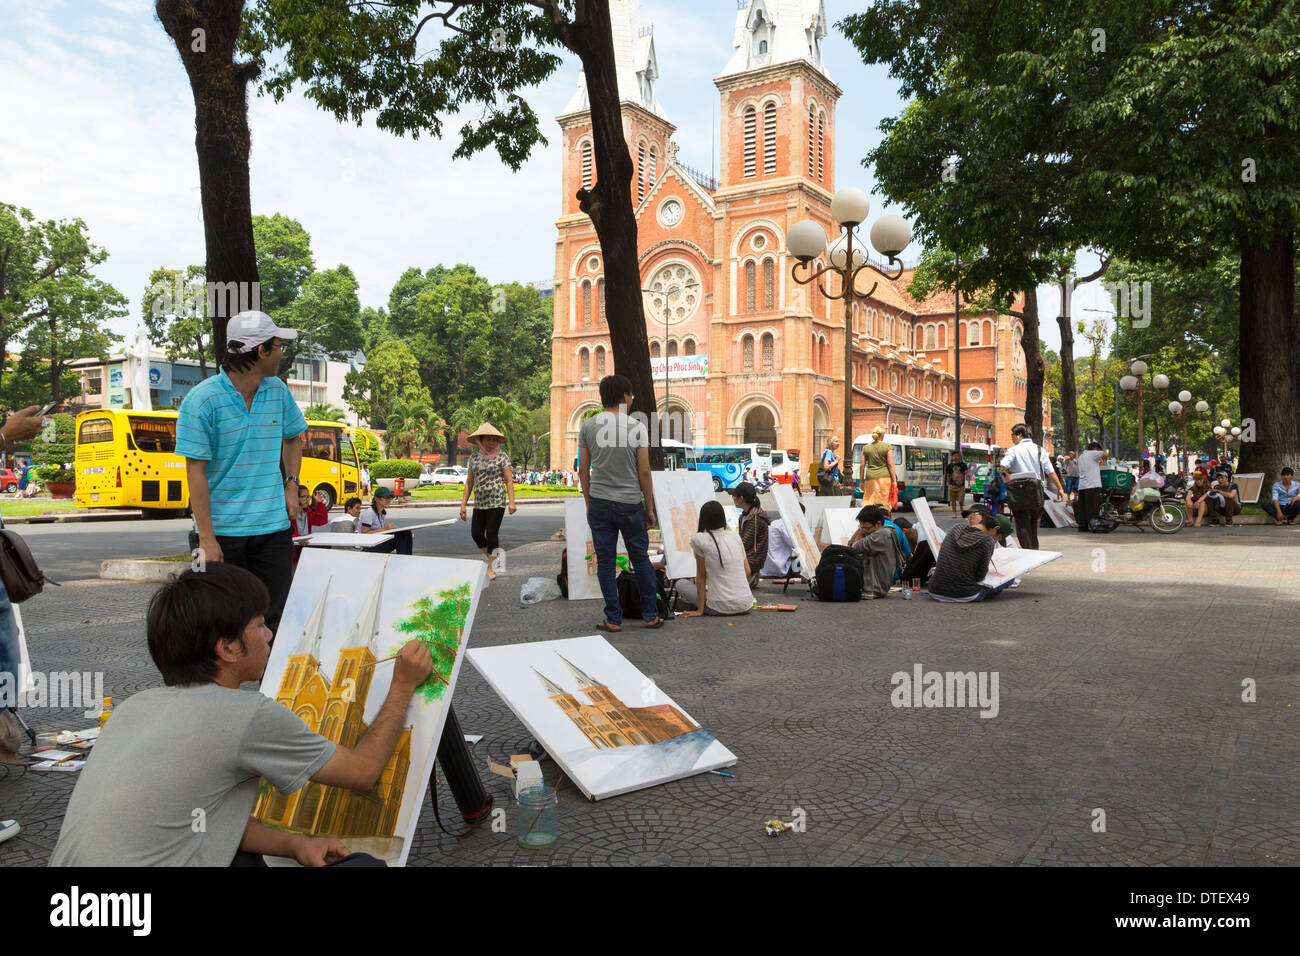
[549,0,1049,467]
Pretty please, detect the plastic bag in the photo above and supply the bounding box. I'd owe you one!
[520,577,562,604]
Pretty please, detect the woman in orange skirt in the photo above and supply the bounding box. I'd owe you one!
[859,425,897,507]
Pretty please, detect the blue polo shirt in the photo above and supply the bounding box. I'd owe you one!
[176,370,307,536]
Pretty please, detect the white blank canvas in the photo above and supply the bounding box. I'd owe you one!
[563,497,624,601]
[651,471,717,580]
[771,483,821,575]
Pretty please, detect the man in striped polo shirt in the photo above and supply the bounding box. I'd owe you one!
[177,311,307,636]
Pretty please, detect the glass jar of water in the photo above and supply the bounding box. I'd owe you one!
[516,785,558,849]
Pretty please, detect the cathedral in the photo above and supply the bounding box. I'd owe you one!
[536,655,696,749]
[549,0,1049,468]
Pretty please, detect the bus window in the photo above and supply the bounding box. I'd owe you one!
[340,433,358,470]
[771,451,784,467]
[906,447,945,471]
[894,446,903,465]
[78,417,115,444]
[128,416,177,454]
[304,426,339,462]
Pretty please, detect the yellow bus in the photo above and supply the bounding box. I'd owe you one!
[74,409,363,514]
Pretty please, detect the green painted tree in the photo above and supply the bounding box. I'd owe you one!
[389,580,473,704]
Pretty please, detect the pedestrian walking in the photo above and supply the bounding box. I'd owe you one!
[1073,441,1108,532]
[459,423,516,580]
[817,437,843,497]
[860,426,897,507]
[176,311,307,637]
[946,457,968,514]
[577,374,663,631]
[998,424,1065,550]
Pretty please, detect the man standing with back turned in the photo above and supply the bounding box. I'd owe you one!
[578,374,664,632]
[177,311,307,637]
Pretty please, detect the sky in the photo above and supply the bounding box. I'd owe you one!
[0,0,1109,355]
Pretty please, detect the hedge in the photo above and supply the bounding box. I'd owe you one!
[370,458,423,479]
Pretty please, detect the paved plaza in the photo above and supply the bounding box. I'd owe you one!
[3,522,1297,866]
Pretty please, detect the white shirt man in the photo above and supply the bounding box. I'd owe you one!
[1077,448,1108,490]
[1000,437,1059,487]
[760,517,796,577]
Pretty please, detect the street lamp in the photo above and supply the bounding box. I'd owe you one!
[641,280,699,444]
[1118,356,1165,460]
[1214,420,1240,462]
[788,189,911,467]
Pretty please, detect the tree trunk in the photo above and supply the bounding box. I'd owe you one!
[1238,228,1298,484]
[196,333,208,377]
[1056,280,1080,454]
[156,0,260,364]
[569,1,660,467]
[1022,287,1046,446]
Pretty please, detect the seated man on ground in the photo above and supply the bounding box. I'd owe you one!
[847,505,903,600]
[358,487,413,554]
[1207,471,1242,526]
[1263,467,1300,525]
[50,564,433,867]
[759,501,800,580]
[676,501,754,617]
[928,512,1014,603]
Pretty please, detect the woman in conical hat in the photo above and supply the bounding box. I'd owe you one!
[459,423,516,580]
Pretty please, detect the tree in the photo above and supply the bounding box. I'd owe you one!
[284,263,364,363]
[487,282,553,408]
[343,338,424,429]
[251,212,315,316]
[360,305,390,351]
[303,402,346,422]
[161,1,657,452]
[384,394,443,459]
[450,396,530,462]
[390,581,472,704]
[142,264,215,375]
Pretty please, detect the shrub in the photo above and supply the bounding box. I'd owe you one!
[370,458,423,480]
[31,412,76,469]
[351,427,383,466]
[36,466,75,483]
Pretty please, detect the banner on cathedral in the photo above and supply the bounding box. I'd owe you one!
[650,354,709,380]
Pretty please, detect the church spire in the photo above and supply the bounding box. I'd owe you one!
[534,668,567,697]
[343,567,387,657]
[557,654,602,688]
[558,0,666,120]
[291,577,331,662]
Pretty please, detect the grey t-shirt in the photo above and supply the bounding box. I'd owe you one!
[50,684,335,867]
[579,411,648,504]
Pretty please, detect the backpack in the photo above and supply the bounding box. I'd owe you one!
[556,548,569,598]
[0,529,48,603]
[617,568,671,620]
[814,544,863,602]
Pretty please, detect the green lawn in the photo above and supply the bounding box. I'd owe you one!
[407,484,581,500]
[0,498,91,517]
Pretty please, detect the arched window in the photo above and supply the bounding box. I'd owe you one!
[925,325,936,350]
[595,346,606,377]
[667,339,678,358]
[763,102,777,174]
[684,339,696,356]
[637,141,646,201]
[651,341,661,358]
[968,321,980,346]
[925,382,933,399]
[597,278,605,325]
[580,141,593,190]
[807,106,816,178]
[908,378,916,395]
[761,332,774,370]
[743,335,755,371]
[942,385,950,402]
[810,331,818,370]
[938,324,946,348]
[758,39,768,54]
[743,107,757,178]
[582,281,592,328]
[579,348,590,380]
[870,366,879,386]
[910,426,920,437]
[763,258,775,310]
[983,319,993,343]
[817,111,825,181]
[745,261,756,312]
[891,371,899,391]
[648,147,657,187]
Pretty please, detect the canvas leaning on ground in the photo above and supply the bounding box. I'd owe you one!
[253,548,485,866]
[467,635,737,800]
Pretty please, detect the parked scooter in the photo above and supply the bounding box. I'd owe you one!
[1097,484,1186,533]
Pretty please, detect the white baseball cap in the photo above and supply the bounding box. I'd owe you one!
[226,310,297,353]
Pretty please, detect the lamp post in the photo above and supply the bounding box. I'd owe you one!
[641,280,699,444]
[1168,389,1200,474]
[1118,356,1164,460]
[1213,419,1240,463]
[787,189,911,468]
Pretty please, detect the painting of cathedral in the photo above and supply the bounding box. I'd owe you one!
[468,635,736,800]
[650,470,715,579]
[254,548,485,865]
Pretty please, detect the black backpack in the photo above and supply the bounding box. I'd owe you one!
[557,548,570,598]
[814,544,862,602]
[617,568,671,620]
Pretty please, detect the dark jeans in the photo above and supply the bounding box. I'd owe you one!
[363,530,413,555]
[470,507,505,552]
[899,540,935,585]
[1074,487,1101,531]
[1263,500,1300,521]
[217,528,293,636]
[231,850,387,867]
[1010,508,1042,550]
[587,497,658,626]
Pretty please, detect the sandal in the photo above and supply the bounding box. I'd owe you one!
[595,620,621,632]
[643,617,665,629]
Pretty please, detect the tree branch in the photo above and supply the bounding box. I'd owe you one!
[1074,255,1111,287]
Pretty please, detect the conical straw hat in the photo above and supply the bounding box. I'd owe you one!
[468,422,505,444]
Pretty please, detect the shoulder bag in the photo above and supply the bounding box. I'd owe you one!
[1005,444,1046,513]
[0,529,48,603]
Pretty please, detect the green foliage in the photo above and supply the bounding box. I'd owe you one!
[351,427,383,464]
[370,458,423,480]
[486,283,553,408]
[382,394,443,459]
[285,263,364,361]
[343,338,425,429]
[389,580,473,704]
[142,265,214,373]
[32,412,76,467]
[251,213,315,316]
[303,402,346,422]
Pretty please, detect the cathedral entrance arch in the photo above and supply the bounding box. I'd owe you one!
[657,396,695,445]
[608,733,628,747]
[744,406,777,447]
[727,392,781,445]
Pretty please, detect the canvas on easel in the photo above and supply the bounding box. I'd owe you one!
[253,549,484,866]
[820,507,860,547]
[563,497,625,601]
[802,495,853,538]
[771,483,820,576]
[650,470,716,580]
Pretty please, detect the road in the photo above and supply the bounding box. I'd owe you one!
[14,503,568,581]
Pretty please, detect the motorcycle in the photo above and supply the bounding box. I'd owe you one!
[1097,484,1186,533]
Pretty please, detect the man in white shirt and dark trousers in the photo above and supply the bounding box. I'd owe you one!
[999,424,1065,550]
[1073,442,1109,532]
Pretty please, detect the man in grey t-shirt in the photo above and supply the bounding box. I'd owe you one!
[51,564,432,867]
[578,374,662,631]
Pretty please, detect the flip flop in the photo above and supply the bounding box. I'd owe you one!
[643,617,665,629]
[595,620,621,632]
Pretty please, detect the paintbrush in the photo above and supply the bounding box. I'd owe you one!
[360,654,449,685]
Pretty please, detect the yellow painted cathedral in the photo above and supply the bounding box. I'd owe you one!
[252,575,412,838]
[536,655,695,749]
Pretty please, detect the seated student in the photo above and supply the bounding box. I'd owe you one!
[731,481,770,587]
[1206,471,1242,525]
[358,487,412,554]
[928,512,1014,603]
[342,496,363,530]
[847,505,903,600]
[676,501,754,617]
[1263,467,1300,525]
[760,503,801,579]
[290,487,331,566]
[880,511,917,582]
[50,564,433,867]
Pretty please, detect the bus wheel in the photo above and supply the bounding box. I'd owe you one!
[712,476,723,492]
[314,484,336,509]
